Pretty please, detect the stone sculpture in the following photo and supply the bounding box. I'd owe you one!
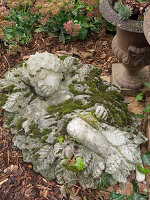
[0,52,147,188]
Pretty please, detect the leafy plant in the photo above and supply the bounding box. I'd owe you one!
[38,1,102,43]
[136,151,150,175]
[1,0,103,48]
[71,157,84,171]
[102,17,116,32]
[109,180,149,200]
[110,192,124,200]
[2,3,40,51]
[58,135,63,144]
[141,151,150,166]
[134,82,150,119]
[63,156,84,172]
[137,164,150,175]
[97,172,112,189]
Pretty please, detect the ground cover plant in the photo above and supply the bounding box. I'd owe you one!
[0,0,115,53]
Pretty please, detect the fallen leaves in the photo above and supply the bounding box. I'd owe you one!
[117,181,133,196]
[4,164,18,174]
[71,48,96,59]
[100,53,107,59]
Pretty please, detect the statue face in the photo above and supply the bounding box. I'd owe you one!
[33,70,62,97]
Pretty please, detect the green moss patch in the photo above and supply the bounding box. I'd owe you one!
[47,99,89,120]
[70,68,134,128]
[0,93,8,107]
[28,123,52,143]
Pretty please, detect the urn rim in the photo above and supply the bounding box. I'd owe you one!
[144,7,150,44]
[99,0,143,33]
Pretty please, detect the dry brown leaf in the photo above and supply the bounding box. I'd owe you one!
[27,164,32,169]
[43,189,48,198]
[100,54,107,59]
[101,75,110,82]
[71,48,95,59]
[107,56,112,62]
[69,157,76,166]
[23,55,30,60]
[55,51,73,57]
[75,196,82,200]
[117,181,133,196]
[79,52,94,59]
[4,165,18,174]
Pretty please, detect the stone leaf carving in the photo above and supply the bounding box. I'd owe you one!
[0,51,147,188]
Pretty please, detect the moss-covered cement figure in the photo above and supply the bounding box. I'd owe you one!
[0,52,147,188]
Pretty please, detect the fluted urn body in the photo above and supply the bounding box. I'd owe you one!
[100,0,150,90]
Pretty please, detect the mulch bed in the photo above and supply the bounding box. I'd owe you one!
[0,31,117,78]
[0,31,149,200]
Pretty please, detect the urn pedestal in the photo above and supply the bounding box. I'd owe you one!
[100,0,150,95]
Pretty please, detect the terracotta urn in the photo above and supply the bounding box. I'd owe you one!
[100,0,150,90]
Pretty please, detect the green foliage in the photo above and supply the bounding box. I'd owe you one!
[38,0,102,43]
[1,0,104,48]
[135,92,144,101]
[0,94,8,107]
[110,192,124,200]
[71,157,84,171]
[110,180,149,200]
[135,82,150,119]
[135,114,146,119]
[126,180,148,199]
[2,4,40,51]
[39,8,102,44]
[101,16,116,32]
[63,156,84,172]
[58,135,63,144]
[137,164,150,175]
[141,151,150,166]
[144,82,150,88]
[98,172,112,189]
[132,179,138,193]
[126,193,148,200]
[143,104,150,113]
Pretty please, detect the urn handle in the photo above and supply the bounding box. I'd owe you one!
[123,46,150,67]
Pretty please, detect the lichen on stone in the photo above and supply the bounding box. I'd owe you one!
[0,51,147,189]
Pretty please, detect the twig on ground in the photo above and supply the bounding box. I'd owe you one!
[3,56,10,67]
[7,150,10,165]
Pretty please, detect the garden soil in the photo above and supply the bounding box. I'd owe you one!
[0,32,150,200]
